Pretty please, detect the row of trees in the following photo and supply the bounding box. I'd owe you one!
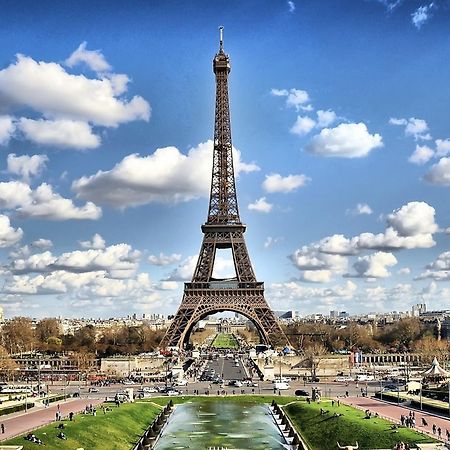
[0,317,165,357]
[285,317,449,364]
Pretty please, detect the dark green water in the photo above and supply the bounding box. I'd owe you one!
[154,400,289,450]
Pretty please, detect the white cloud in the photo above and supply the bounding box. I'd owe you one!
[306,122,383,158]
[387,201,438,236]
[271,88,311,111]
[398,267,411,275]
[32,239,53,249]
[417,251,450,281]
[262,173,310,193]
[316,110,337,128]
[347,203,373,216]
[435,139,450,157]
[65,41,112,73]
[166,254,235,281]
[317,234,359,256]
[0,215,23,247]
[290,116,316,136]
[264,236,283,249]
[289,246,348,283]
[10,243,140,279]
[248,197,273,213]
[80,233,106,250]
[408,144,434,165]
[0,181,101,221]
[148,253,182,266]
[411,4,434,29]
[424,157,450,185]
[287,1,295,12]
[350,251,397,278]
[7,153,48,181]
[0,53,150,127]
[390,117,431,140]
[72,140,259,208]
[18,118,100,149]
[0,116,15,145]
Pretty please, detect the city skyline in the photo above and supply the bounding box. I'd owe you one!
[0,0,449,318]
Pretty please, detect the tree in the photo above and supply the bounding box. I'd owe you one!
[0,345,17,381]
[302,342,327,379]
[1,317,35,354]
[35,318,61,346]
[413,336,449,365]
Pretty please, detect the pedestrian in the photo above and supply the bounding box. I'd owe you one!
[438,427,442,438]
[1,423,4,434]
[421,417,428,427]
[332,400,335,407]
[69,411,74,421]
[337,399,340,407]
[432,424,437,435]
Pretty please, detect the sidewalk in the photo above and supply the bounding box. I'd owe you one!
[0,397,103,441]
[341,396,450,442]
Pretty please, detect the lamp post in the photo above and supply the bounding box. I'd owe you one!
[420,378,423,411]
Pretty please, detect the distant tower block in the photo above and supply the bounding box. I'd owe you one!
[161,29,289,349]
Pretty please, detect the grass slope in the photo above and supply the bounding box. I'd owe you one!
[5,402,161,450]
[284,399,436,450]
[211,333,239,349]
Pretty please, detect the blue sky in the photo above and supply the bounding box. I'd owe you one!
[0,0,449,318]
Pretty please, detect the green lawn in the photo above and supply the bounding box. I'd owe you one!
[284,399,437,450]
[5,401,161,450]
[211,332,239,349]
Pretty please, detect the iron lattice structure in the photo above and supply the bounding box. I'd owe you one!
[161,29,289,349]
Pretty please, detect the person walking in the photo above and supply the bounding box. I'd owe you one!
[438,427,441,439]
[1,423,5,434]
[432,424,437,435]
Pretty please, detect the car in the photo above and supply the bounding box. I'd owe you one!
[142,387,158,393]
[165,390,181,396]
[88,387,99,393]
[176,379,188,386]
[274,382,290,390]
[295,389,310,397]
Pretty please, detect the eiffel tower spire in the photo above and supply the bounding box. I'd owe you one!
[160,28,289,350]
[207,26,240,225]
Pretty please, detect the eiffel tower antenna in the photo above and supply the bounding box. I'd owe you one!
[161,29,289,350]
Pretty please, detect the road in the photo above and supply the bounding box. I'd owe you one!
[0,397,103,441]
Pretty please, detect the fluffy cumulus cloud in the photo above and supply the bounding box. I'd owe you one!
[268,280,357,311]
[31,238,53,250]
[79,233,106,250]
[350,251,397,278]
[9,243,140,279]
[262,173,310,193]
[417,251,450,281]
[271,88,311,111]
[409,144,434,165]
[0,215,23,247]
[72,140,258,208]
[17,118,100,149]
[0,46,150,149]
[166,254,235,281]
[288,201,438,282]
[248,197,273,213]
[436,139,450,157]
[148,253,182,266]
[424,157,450,185]
[0,116,15,145]
[347,203,373,216]
[290,116,315,136]
[7,153,48,181]
[316,110,337,128]
[289,246,348,283]
[306,123,383,158]
[0,180,101,220]
[65,41,112,72]
[389,117,431,140]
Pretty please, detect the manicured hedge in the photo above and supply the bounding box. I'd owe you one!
[0,402,35,416]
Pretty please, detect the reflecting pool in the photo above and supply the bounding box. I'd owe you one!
[154,400,290,450]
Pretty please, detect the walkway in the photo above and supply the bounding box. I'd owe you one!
[341,396,450,442]
[0,397,103,441]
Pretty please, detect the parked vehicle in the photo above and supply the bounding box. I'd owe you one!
[274,382,290,390]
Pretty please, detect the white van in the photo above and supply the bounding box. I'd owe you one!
[274,382,290,390]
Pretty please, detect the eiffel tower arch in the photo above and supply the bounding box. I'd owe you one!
[161,28,289,350]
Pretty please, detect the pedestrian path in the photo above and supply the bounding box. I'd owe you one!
[341,396,450,442]
[0,397,103,441]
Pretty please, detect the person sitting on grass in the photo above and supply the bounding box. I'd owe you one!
[57,432,67,440]
[57,423,65,429]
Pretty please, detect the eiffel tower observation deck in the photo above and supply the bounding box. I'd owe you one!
[161,28,289,350]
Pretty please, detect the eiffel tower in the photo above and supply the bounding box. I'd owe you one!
[161,28,289,349]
